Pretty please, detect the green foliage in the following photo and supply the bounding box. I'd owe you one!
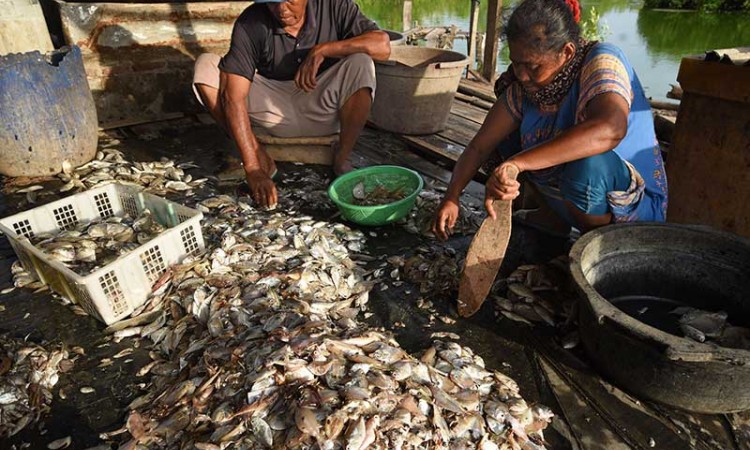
[356,0,485,31]
[643,0,749,11]
[580,6,611,41]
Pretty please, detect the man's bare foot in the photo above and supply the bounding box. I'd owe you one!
[332,141,353,176]
[333,159,353,176]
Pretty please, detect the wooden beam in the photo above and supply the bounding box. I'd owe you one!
[450,99,490,125]
[216,144,334,182]
[467,0,480,72]
[266,144,334,165]
[459,79,498,103]
[649,99,680,111]
[401,133,489,184]
[402,0,412,32]
[482,0,502,82]
[100,112,184,131]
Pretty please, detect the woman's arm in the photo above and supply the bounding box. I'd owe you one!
[488,92,630,204]
[510,92,629,172]
[432,100,519,240]
[444,101,520,202]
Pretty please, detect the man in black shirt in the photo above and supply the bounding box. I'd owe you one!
[193,0,390,208]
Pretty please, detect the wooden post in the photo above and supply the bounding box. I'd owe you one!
[467,0,480,72]
[402,0,413,32]
[482,0,502,82]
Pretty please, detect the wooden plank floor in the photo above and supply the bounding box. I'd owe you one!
[399,79,494,178]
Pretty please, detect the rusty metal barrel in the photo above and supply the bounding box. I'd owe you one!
[0,46,98,177]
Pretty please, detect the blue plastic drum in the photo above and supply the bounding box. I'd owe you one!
[0,46,98,177]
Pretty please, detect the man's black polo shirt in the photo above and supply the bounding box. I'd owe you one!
[219,0,380,82]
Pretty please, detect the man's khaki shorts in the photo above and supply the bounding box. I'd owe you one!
[193,53,376,137]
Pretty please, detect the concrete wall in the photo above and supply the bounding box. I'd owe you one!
[57,1,250,128]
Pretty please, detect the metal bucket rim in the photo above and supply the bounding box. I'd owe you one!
[376,46,470,70]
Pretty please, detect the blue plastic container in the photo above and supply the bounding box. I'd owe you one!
[0,46,98,177]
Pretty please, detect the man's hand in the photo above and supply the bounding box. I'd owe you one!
[295,45,327,92]
[221,72,279,208]
[431,197,460,241]
[246,169,278,209]
[485,162,521,219]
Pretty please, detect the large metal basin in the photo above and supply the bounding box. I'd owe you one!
[370,46,469,135]
[570,223,750,413]
[385,30,406,46]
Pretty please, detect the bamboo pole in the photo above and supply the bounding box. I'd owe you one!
[482,0,502,82]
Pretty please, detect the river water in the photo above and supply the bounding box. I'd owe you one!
[358,0,750,100]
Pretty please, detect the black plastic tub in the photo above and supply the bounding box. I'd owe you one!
[570,223,750,413]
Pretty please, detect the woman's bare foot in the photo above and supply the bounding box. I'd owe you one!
[513,206,572,237]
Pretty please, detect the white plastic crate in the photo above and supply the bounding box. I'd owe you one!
[0,183,205,325]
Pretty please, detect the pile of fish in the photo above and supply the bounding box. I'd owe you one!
[0,336,75,438]
[9,260,45,292]
[70,146,206,196]
[351,182,408,207]
[6,149,554,449]
[400,190,483,238]
[29,209,166,276]
[671,307,750,350]
[279,168,334,210]
[389,245,461,299]
[494,260,571,328]
[5,147,207,205]
[100,192,553,449]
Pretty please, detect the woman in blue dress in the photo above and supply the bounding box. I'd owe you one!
[432,0,668,240]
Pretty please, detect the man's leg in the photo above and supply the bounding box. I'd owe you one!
[193,54,227,130]
[335,87,372,174]
[333,54,376,175]
[192,53,276,177]
[296,53,377,175]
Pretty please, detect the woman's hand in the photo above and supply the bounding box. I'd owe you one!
[431,197,460,241]
[485,161,521,219]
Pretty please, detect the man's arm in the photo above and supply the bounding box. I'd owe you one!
[220,72,278,208]
[295,30,390,91]
[317,30,391,61]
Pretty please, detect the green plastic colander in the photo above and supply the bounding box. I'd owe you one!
[328,165,424,226]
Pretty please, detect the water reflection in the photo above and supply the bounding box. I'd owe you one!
[636,8,750,61]
[358,0,750,100]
